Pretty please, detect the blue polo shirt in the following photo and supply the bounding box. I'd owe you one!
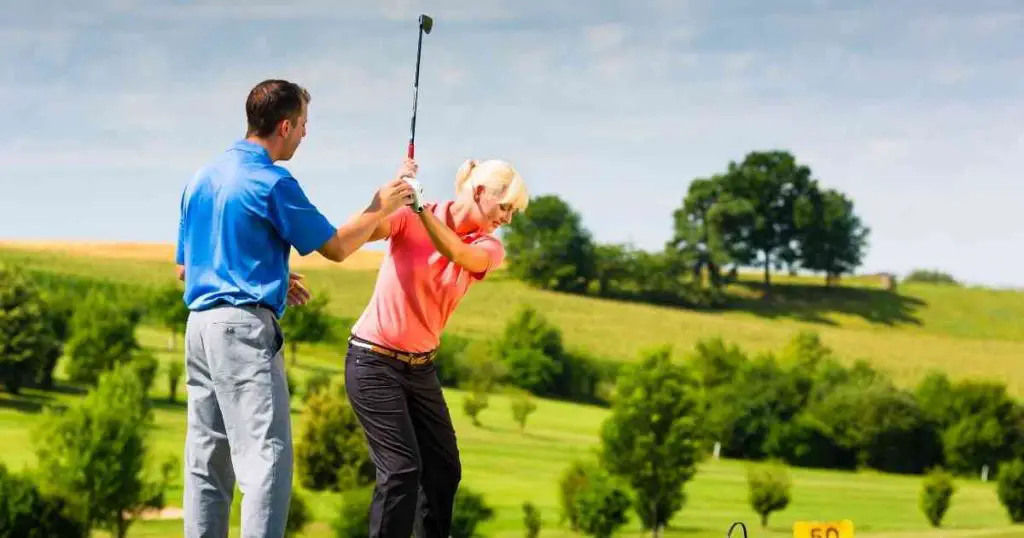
[175,139,336,318]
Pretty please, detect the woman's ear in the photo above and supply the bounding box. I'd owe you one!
[474,184,485,202]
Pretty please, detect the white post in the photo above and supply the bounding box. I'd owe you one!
[982,465,989,482]
[713,442,721,460]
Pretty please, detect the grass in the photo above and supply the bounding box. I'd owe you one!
[1,323,1023,538]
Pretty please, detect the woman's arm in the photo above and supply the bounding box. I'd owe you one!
[416,210,494,274]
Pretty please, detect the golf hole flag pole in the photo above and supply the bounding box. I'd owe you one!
[404,13,432,213]
[793,519,854,538]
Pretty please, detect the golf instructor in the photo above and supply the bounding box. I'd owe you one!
[345,158,529,538]
[175,78,416,538]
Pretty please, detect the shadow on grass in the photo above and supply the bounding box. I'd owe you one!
[726,282,926,327]
[150,399,187,412]
[0,390,68,414]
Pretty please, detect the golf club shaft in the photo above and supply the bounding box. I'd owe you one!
[408,25,425,159]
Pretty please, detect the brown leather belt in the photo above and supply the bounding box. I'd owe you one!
[348,336,437,366]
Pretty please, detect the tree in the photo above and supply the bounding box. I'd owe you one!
[746,462,791,528]
[0,264,59,394]
[149,282,189,350]
[496,305,563,395]
[523,501,542,538]
[0,462,88,538]
[167,360,184,403]
[450,487,495,538]
[794,187,870,286]
[463,389,488,427]
[502,194,597,293]
[279,293,333,365]
[509,388,538,431]
[668,176,733,287]
[920,468,956,527]
[63,290,142,385]
[572,466,632,538]
[997,459,1024,523]
[31,363,169,538]
[599,345,706,536]
[295,384,375,492]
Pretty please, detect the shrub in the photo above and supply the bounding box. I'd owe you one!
[63,290,141,385]
[0,264,60,394]
[450,486,495,538]
[434,333,470,387]
[497,305,564,395]
[746,462,791,528]
[303,369,332,402]
[0,462,87,538]
[920,468,956,527]
[572,466,631,538]
[331,486,373,538]
[997,459,1024,523]
[126,350,159,395]
[509,388,537,431]
[295,385,374,492]
[167,360,184,403]
[523,501,541,538]
[286,487,311,537]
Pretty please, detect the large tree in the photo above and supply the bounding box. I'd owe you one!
[502,194,597,294]
[0,264,60,394]
[794,187,870,286]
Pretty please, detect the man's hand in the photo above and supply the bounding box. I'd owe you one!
[286,272,311,307]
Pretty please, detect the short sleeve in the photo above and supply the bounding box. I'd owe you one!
[469,235,505,280]
[267,177,337,256]
[386,206,416,240]
[175,190,185,265]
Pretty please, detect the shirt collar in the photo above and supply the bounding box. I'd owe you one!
[231,139,272,163]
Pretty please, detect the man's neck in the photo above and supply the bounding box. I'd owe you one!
[246,135,279,161]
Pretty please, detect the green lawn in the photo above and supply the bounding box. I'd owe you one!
[3,323,1024,538]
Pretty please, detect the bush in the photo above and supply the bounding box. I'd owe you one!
[497,305,564,395]
[997,459,1024,523]
[303,369,332,402]
[572,466,631,538]
[63,290,142,385]
[746,462,791,528]
[286,487,311,537]
[126,350,159,395]
[331,486,373,538]
[764,413,856,470]
[295,385,374,492]
[434,333,470,387]
[920,468,956,527]
[167,360,184,403]
[523,501,541,538]
[450,486,495,538]
[509,388,537,431]
[0,462,88,538]
[558,460,594,531]
[0,264,60,394]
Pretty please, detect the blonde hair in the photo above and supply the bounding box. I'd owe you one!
[454,158,529,212]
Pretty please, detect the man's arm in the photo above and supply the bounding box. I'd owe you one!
[316,202,390,262]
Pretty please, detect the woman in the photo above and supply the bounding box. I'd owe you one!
[344,158,529,538]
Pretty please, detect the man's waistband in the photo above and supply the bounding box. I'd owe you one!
[348,335,437,366]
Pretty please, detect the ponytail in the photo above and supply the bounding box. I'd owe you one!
[454,159,479,194]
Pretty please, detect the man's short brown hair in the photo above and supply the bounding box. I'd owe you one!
[245,79,311,138]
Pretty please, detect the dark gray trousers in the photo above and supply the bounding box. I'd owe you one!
[344,340,462,538]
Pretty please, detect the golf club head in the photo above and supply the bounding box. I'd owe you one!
[419,14,433,34]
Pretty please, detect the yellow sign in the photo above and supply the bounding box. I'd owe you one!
[793,520,854,538]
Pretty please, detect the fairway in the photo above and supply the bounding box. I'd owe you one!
[1,317,1023,538]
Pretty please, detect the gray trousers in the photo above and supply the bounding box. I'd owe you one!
[182,304,292,538]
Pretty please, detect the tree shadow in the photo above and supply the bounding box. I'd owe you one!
[725,282,926,327]
[149,398,187,412]
[0,391,59,414]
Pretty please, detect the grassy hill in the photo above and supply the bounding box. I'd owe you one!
[2,243,1024,396]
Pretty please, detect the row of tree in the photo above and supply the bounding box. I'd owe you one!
[500,150,871,305]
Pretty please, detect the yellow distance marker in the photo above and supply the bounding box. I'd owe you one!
[793,520,854,538]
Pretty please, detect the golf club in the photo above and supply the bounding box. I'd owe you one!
[404,13,432,213]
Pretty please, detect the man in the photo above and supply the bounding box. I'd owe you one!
[175,78,416,538]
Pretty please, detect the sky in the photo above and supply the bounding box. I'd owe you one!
[1,0,1022,289]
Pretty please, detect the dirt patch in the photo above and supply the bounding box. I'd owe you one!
[133,506,184,520]
[0,240,385,271]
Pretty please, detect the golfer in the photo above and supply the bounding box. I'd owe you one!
[344,158,529,538]
[175,78,416,538]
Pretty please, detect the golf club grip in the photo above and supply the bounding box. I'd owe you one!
[407,141,415,159]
